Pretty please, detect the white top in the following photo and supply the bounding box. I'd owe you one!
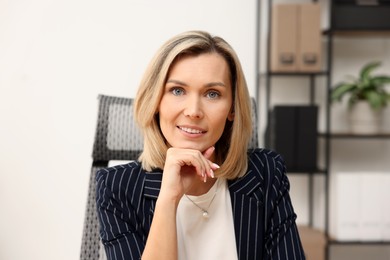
[176,178,238,260]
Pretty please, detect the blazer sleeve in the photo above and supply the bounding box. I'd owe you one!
[263,153,306,260]
[95,167,146,260]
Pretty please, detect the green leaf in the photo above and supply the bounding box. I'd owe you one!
[331,83,356,101]
[370,76,390,88]
[360,61,381,82]
[365,91,386,110]
[332,61,390,110]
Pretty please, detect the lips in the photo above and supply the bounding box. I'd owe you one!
[177,126,206,134]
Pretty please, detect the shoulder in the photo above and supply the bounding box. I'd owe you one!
[96,161,147,198]
[227,148,287,202]
[246,148,287,183]
[247,148,286,171]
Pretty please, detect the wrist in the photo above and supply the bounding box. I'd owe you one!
[156,191,182,209]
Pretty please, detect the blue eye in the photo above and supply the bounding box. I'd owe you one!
[171,88,184,96]
[206,91,220,99]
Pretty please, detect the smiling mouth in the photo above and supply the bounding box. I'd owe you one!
[178,126,206,134]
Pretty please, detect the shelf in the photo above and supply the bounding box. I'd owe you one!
[261,71,329,77]
[323,29,390,37]
[328,240,390,246]
[287,168,327,174]
[318,133,390,139]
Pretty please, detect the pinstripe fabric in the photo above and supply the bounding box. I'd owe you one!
[96,148,305,260]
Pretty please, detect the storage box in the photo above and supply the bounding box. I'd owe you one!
[270,4,299,72]
[332,2,390,30]
[270,3,322,72]
[297,3,322,72]
[330,171,390,241]
[266,105,318,172]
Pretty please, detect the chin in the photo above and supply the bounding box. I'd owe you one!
[175,143,210,152]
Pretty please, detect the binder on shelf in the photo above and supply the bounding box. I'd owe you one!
[267,106,296,168]
[266,105,318,172]
[359,173,382,241]
[270,4,299,72]
[381,174,390,240]
[298,3,322,72]
[331,171,390,241]
[332,1,390,30]
[295,106,318,171]
[270,3,322,73]
[331,172,361,241]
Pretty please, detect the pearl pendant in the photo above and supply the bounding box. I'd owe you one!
[202,211,209,218]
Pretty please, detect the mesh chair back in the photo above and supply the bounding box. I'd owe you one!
[80,94,259,260]
[249,98,258,149]
[80,95,143,260]
[92,95,143,162]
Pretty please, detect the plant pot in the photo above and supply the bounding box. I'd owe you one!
[348,101,383,134]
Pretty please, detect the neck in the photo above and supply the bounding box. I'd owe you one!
[186,177,217,196]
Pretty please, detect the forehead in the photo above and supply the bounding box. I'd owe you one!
[167,52,231,78]
[176,50,227,64]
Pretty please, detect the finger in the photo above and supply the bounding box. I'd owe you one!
[202,146,220,170]
[194,151,213,182]
[170,148,214,182]
[179,152,208,180]
[203,146,215,160]
[202,146,221,178]
[201,147,216,179]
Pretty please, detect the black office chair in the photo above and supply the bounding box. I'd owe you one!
[80,94,259,260]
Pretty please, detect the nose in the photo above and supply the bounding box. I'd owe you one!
[183,96,204,119]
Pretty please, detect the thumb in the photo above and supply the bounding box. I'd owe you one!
[203,146,215,160]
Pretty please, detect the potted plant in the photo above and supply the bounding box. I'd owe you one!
[331,61,390,134]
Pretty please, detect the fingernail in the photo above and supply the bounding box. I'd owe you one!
[204,175,207,183]
[212,163,220,169]
[210,169,215,178]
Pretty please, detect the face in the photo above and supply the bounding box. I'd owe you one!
[158,52,234,154]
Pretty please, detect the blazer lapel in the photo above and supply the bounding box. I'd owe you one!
[144,170,163,199]
[143,170,163,227]
[228,169,265,260]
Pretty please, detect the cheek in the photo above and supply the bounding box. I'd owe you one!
[158,102,173,123]
[212,110,231,132]
[158,112,171,132]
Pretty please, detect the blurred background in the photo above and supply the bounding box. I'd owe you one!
[1,0,390,259]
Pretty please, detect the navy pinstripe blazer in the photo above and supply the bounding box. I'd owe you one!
[96,148,306,260]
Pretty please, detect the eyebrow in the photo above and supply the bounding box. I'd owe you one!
[166,79,226,88]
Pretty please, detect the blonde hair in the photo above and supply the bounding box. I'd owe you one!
[134,30,252,179]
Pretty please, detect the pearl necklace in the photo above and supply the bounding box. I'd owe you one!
[184,179,219,218]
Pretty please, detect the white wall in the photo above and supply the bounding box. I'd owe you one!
[0,1,257,260]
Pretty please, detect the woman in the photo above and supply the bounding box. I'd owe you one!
[96,30,305,260]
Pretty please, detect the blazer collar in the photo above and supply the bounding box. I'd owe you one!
[144,170,163,199]
[228,169,262,197]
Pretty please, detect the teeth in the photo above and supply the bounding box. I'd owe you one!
[179,126,204,134]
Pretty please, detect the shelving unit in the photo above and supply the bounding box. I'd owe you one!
[263,0,330,231]
[325,27,390,259]
[261,0,390,259]
[319,133,390,139]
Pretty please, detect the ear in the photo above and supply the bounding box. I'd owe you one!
[227,107,235,121]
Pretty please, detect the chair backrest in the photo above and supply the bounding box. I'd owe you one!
[80,94,259,260]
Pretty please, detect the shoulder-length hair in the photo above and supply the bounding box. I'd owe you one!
[134,30,252,179]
